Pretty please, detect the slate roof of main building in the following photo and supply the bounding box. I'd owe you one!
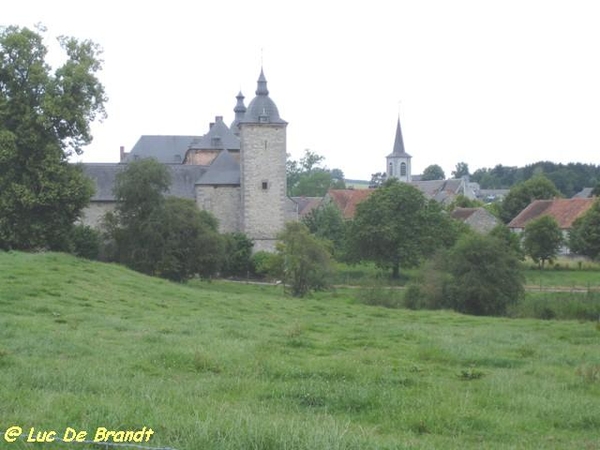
[83,163,207,202]
[123,135,201,164]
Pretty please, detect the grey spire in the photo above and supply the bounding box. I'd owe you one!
[256,68,269,95]
[392,117,411,156]
[234,91,246,114]
[241,68,286,124]
[231,91,247,134]
[393,118,406,155]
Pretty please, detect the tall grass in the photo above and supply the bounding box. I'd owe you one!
[1,252,599,449]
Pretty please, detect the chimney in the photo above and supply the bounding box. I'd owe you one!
[209,122,215,129]
[215,115,223,122]
[119,145,127,162]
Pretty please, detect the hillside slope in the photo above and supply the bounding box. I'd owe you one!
[0,252,599,449]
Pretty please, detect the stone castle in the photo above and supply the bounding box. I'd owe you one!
[83,69,296,252]
[83,68,486,249]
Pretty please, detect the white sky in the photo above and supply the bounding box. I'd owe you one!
[4,0,600,180]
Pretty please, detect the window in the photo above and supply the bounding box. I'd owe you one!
[388,162,393,176]
[262,181,269,190]
[400,162,407,177]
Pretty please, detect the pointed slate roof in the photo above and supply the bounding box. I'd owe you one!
[189,116,240,151]
[230,91,247,133]
[240,68,286,125]
[196,150,240,186]
[387,118,411,158]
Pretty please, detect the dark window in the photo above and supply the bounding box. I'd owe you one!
[262,181,269,190]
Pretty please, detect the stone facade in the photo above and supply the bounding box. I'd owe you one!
[196,185,241,234]
[80,202,116,228]
[240,124,287,251]
[82,69,292,252]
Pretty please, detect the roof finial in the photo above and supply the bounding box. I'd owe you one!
[256,67,269,96]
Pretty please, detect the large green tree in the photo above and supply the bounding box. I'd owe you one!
[569,199,600,260]
[522,215,563,269]
[287,149,345,196]
[445,234,524,316]
[106,159,224,281]
[302,201,346,256]
[272,222,333,297]
[451,162,470,178]
[500,174,560,223]
[421,164,445,181]
[347,178,457,278]
[0,25,106,250]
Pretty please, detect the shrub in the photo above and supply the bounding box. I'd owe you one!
[445,234,525,316]
[221,233,254,278]
[251,251,277,279]
[69,224,101,260]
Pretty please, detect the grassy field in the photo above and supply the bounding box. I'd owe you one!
[1,252,599,449]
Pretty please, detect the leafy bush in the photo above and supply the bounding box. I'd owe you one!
[221,233,254,278]
[445,234,525,316]
[69,224,101,260]
[251,251,277,279]
[403,254,451,310]
[273,222,334,297]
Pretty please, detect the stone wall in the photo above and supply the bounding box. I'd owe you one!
[240,123,287,244]
[80,202,116,228]
[196,185,241,234]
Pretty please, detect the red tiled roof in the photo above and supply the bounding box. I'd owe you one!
[508,198,595,229]
[327,189,374,219]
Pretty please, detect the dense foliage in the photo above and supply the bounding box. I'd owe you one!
[451,162,470,178]
[500,174,560,223]
[522,216,563,269]
[272,222,333,296]
[421,164,445,181]
[569,199,600,260]
[0,25,106,250]
[301,202,346,256]
[286,149,345,196]
[347,178,457,278]
[105,159,224,281]
[406,234,525,316]
[471,161,600,197]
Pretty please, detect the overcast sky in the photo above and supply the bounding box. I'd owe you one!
[4,0,600,180]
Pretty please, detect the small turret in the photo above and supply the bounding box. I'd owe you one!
[230,91,246,136]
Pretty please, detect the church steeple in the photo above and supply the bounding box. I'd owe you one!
[386,115,412,182]
[392,117,409,156]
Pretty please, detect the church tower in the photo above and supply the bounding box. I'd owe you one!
[239,68,287,252]
[386,117,412,182]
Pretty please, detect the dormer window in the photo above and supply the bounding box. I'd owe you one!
[211,137,221,147]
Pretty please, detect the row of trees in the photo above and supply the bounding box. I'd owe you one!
[471,162,600,197]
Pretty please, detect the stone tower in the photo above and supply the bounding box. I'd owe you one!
[239,68,287,252]
[386,117,412,182]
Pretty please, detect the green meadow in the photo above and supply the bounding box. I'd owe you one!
[1,252,599,449]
